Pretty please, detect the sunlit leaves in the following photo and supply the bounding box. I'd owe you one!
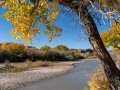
[0,42,7,49]
[2,0,120,44]
[2,0,61,43]
[52,45,69,51]
[40,45,50,51]
[44,24,62,42]
[6,43,26,53]
[100,20,120,49]
[0,42,26,53]
[88,66,110,90]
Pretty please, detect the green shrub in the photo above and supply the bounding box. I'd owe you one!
[4,60,12,68]
[73,53,81,59]
[65,55,74,60]
[0,60,19,73]
[44,50,54,60]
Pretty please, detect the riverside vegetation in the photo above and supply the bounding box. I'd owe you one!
[88,50,120,90]
[88,20,120,90]
[88,58,120,90]
[0,42,94,63]
[0,42,95,73]
[0,60,54,73]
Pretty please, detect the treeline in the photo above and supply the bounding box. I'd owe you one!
[0,42,86,62]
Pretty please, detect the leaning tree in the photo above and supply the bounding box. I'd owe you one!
[0,0,120,89]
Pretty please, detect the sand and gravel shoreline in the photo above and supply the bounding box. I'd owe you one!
[0,61,82,90]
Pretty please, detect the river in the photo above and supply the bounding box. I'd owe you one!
[17,59,99,90]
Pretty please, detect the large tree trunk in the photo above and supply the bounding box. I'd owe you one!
[78,7,120,89]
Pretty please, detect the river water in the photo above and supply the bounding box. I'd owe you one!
[17,60,99,90]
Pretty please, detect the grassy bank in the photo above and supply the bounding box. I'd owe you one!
[0,60,58,73]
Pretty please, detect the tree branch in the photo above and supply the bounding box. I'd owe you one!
[0,0,6,7]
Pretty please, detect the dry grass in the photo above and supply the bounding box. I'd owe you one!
[0,60,57,73]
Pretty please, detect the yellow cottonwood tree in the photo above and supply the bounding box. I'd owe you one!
[6,43,26,53]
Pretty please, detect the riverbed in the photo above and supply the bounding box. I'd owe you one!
[17,59,99,90]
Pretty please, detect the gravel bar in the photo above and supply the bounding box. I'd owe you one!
[0,62,80,90]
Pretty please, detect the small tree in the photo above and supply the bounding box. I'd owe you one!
[52,45,69,51]
[40,45,50,51]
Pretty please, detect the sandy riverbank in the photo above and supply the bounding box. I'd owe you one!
[0,61,82,90]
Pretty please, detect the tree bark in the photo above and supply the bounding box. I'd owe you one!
[78,7,120,89]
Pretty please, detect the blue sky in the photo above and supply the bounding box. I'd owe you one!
[0,6,110,49]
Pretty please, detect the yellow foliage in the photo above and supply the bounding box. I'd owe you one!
[0,42,7,49]
[0,42,28,53]
[1,0,120,43]
[88,66,111,90]
[100,20,120,49]
[40,45,50,51]
[6,43,26,52]
[2,0,61,43]
[52,45,69,51]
